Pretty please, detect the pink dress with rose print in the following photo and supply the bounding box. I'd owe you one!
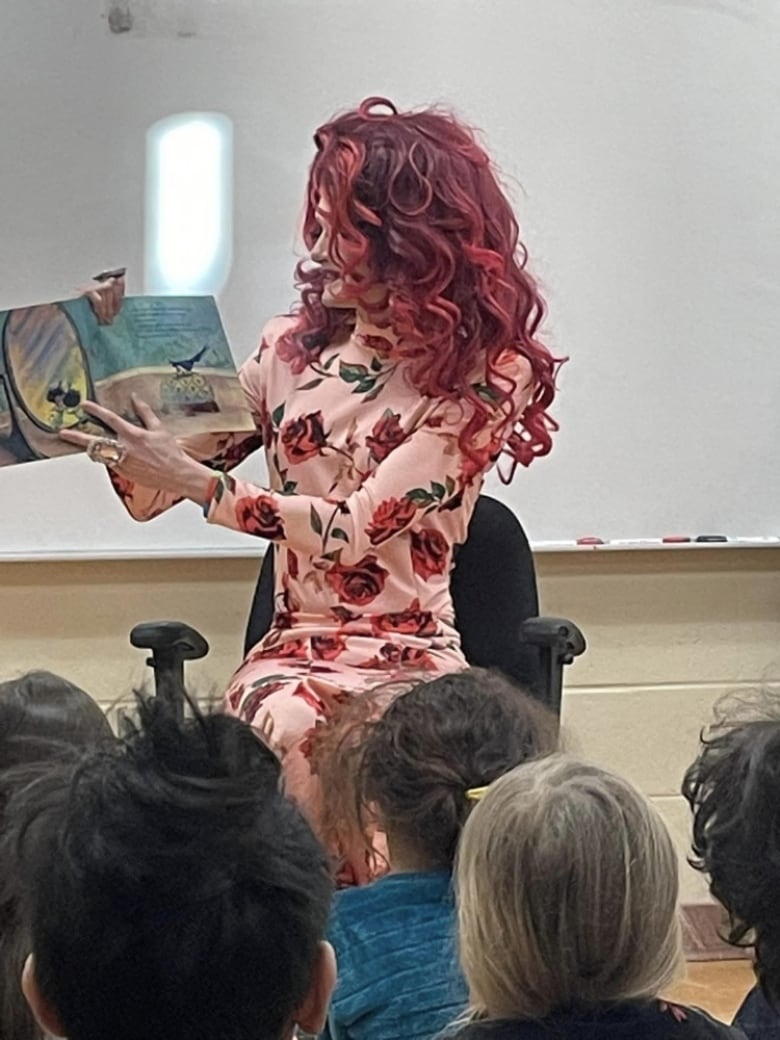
[111,315,533,878]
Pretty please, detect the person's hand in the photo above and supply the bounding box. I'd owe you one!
[59,394,213,502]
[80,269,126,325]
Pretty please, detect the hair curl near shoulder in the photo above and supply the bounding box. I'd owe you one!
[282,97,564,480]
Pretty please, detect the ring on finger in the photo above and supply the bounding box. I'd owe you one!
[86,437,127,469]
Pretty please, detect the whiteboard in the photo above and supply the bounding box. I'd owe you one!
[1,0,778,559]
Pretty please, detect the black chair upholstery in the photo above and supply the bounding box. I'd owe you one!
[244,550,275,658]
[132,496,585,717]
[450,496,542,691]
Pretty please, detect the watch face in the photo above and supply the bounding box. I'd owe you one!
[3,303,90,433]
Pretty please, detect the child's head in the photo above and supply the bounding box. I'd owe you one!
[683,690,780,1003]
[8,697,335,1040]
[336,669,557,871]
[0,671,113,771]
[457,755,684,1020]
[0,671,113,1040]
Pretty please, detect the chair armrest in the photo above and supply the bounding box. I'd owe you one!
[129,621,209,720]
[519,617,586,718]
[130,621,209,660]
[519,617,586,665]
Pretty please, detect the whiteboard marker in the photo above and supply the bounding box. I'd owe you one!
[662,536,691,544]
[576,537,605,546]
[695,535,728,543]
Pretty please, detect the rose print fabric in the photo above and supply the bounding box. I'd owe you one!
[111,315,533,878]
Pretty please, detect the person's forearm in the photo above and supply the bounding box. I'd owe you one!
[169,456,216,507]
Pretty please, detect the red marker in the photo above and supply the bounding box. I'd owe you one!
[662,536,691,544]
[576,537,605,546]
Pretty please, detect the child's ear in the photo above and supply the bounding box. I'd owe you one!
[22,954,66,1039]
[294,940,337,1035]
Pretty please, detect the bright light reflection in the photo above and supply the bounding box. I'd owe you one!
[145,112,233,295]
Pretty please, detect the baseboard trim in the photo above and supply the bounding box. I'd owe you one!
[682,903,752,962]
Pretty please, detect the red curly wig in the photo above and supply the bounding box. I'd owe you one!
[282,97,562,479]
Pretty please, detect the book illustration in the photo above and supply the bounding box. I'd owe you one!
[0,295,254,467]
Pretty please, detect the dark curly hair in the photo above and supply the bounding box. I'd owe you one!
[6,695,331,1040]
[314,669,557,873]
[280,97,563,481]
[682,689,780,1002]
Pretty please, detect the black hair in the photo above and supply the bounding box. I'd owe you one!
[0,671,113,1040]
[682,689,780,1003]
[8,695,333,1040]
[0,670,113,772]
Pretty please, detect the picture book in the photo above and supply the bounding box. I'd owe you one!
[0,294,254,467]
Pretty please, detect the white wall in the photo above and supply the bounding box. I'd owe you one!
[2,0,779,555]
[2,547,778,903]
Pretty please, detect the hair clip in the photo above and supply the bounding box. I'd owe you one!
[466,786,489,802]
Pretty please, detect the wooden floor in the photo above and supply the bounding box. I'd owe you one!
[668,960,755,1023]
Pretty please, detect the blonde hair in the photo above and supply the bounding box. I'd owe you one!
[456,754,684,1020]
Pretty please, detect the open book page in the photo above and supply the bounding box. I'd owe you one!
[0,295,254,467]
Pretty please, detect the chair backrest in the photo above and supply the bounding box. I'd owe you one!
[450,495,541,691]
[244,549,275,656]
[243,494,543,692]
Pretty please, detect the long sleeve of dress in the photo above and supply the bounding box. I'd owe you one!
[205,351,533,565]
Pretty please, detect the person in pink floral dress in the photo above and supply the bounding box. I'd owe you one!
[64,97,561,878]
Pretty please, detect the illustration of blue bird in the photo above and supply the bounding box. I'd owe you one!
[168,345,209,374]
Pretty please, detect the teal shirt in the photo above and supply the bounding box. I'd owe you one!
[324,871,467,1040]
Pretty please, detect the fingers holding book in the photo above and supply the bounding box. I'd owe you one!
[59,393,205,498]
[78,267,127,325]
